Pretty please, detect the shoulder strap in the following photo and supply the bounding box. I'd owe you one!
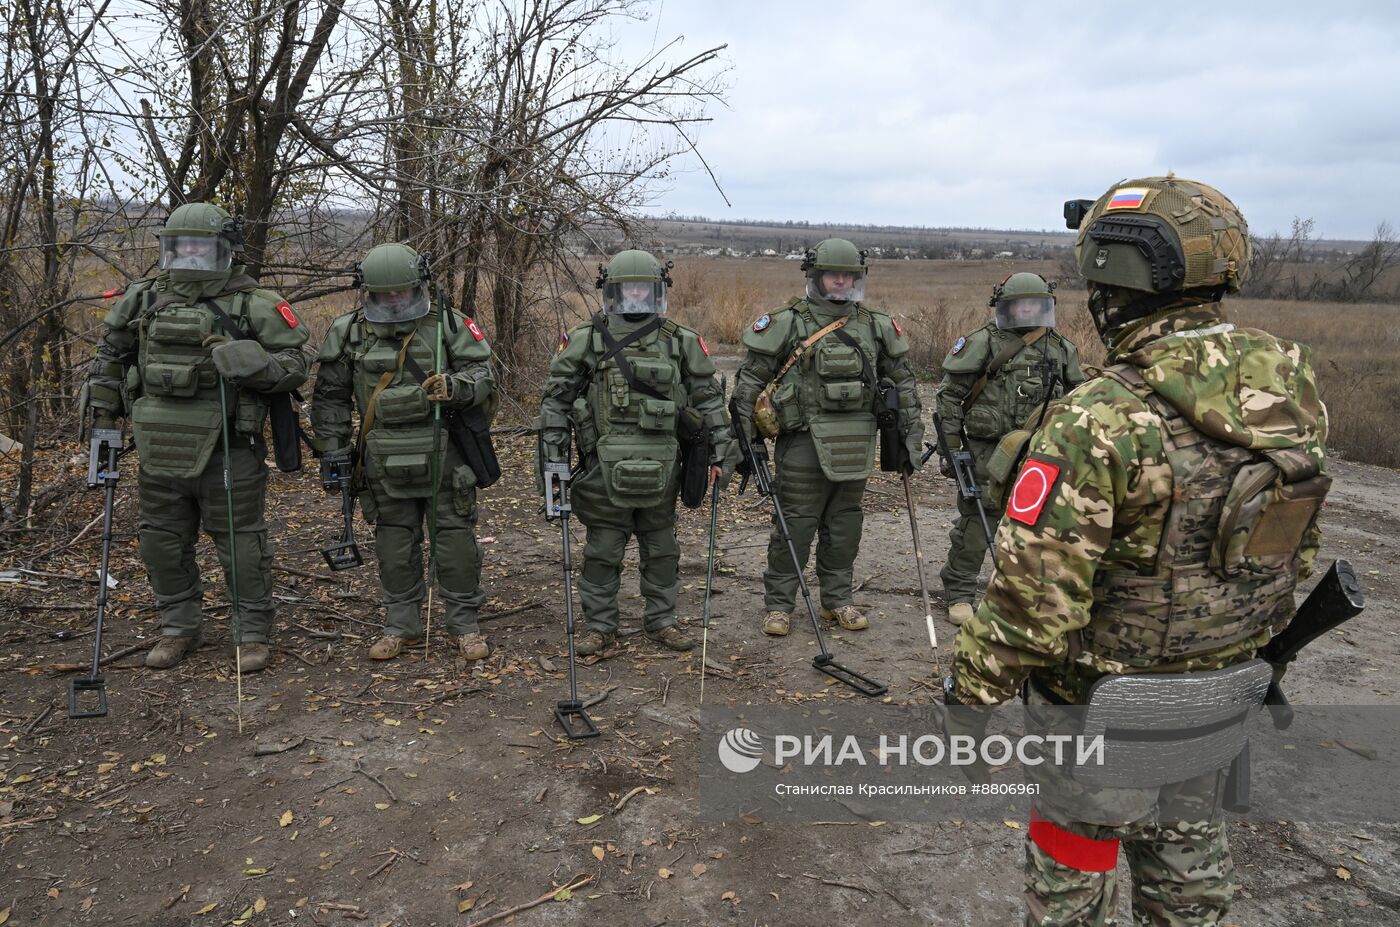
[590,313,669,403]
[773,316,848,383]
[962,326,1047,410]
[201,296,252,342]
[359,331,417,439]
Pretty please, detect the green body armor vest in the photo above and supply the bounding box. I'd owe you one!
[1082,365,1331,669]
[129,288,257,479]
[583,320,685,508]
[769,306,879,482]
[345,313,445,500]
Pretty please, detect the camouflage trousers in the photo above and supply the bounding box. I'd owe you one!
[137,440,276,643]
[762,431,866,613]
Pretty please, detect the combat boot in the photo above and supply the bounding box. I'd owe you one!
[453,632,491,662]
[573,629,613,657]
[145,635,199,670]
[819,605,868,631]
[646,625,695,652]
[237,642,271,673]
[762,611,790,637]
[368,636,418,660]
[948,603,975,626]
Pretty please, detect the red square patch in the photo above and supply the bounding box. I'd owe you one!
[1007,457,1061,526]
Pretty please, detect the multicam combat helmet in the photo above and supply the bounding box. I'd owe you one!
[990,271,1056,331]
[1066,175,1250,336]
[801,238,868,305]
[596,249,671,316]
[156,202,240,282]
[357,243,431,325]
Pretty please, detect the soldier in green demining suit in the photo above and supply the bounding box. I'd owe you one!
[948,176,1331,925]
[536,250,737,656]
[731,239,924,638]
[934,270,1083,625]
[80,203,309,673]
[310,243,497,663]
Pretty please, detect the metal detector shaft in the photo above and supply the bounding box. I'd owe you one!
[902,472,942,673]
[735,422,887,698]
[546,463,599,738]
[699,481,720,704]
[69,430,123,719]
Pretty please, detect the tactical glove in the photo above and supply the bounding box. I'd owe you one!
[210,338,274,383]
[422,373,454,402]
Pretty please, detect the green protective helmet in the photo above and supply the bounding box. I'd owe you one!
[1072,175,1250,296]
[357,242,431,324]
[156,202,239,282]
[801,238,868,304]
[596,249,671,316]
[990,271,1057,331]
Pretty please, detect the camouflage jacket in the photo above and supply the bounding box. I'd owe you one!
[952,305,1328,705]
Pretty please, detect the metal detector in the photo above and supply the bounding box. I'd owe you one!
[545,462,599,738]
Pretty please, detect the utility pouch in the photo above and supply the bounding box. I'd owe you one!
[142,363,201,398]
[1212,448,1331,578]
[987,428,1034,511]
[754,381,802,438]
[820,380,866,412]
[374,384,431,426]
[234,392,269,436]
[678,406,709,508]
[129,396,223,479]
[638,397,677,433]
[364,428,437,498]
[451,463,478,516]
[148,309,213,346]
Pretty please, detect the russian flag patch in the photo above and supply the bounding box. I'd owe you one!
[1106,187,1149,211]
[1007,457,1061,527]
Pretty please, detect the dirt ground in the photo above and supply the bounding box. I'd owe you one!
[3,365,1398,926]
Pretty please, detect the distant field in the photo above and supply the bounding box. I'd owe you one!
[661,256,1400,470]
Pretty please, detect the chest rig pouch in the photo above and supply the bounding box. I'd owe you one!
[353,329,439,499]
[131,298,224,479]
[588,319,681,508]
[1084,366,1321,668]
[804,312,877,483]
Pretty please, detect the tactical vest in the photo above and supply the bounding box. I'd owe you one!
[1081,365,1330,669]
[769,304,878,481]
[582,318,685,507]
[129,284,260,479]
[344,311,447,499]
[963,327,1073,448]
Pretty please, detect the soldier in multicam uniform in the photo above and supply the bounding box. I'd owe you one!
[947,176,1330,925]
[731,239,924,636]
[934,271,1083,626]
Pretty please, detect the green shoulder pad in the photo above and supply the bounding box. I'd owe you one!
[243,287,308,350]
[446,311,492,362]
[317,311,358,363]
[548,322,597,376]
[672,323,717,376]
[102,278,155,330]
[941,325,993,373]
[740,301,800,356]
[867,309,910,358]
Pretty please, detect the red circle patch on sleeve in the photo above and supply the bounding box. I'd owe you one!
[892,318,903,337]
[467,318,485,341]
[275,302,300,328]
[1007,457,1061,526]
[698,335,710,356]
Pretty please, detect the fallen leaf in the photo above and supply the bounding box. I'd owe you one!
[194,902,219,915]
[691,863,707,877]
[576,814,602,825]
[319,816,334,828]
[279,810,294,827]
[658,867,673,879]
[231,905,254,925]
[243,867,269,876]
[12,774,34,784]
[382,718,401,727]
[553,888,575,902]
[591,846,605,861]
[457,898,475,913]
[1004,820,1022,830]
[453,880,474,891]
[723,891,740,902]
[96,763,116,774]
[47,888,59,899]
[374,803,390,810]
[80,898,93,913]
[1336,867,1352,881]
[0,907,10,925]
[254,898,267,914]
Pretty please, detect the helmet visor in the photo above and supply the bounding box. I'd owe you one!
[159,235,231,274]
[603,280,666,316]
[806,270,865,304]
[996,296,1056,331]
[364,284,430,324]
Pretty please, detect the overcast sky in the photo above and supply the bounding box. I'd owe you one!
[619,1,1400,240]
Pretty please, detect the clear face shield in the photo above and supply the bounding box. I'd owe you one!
[806,270,866,305]
[995,296,1056,331]
[158,235,232,275]
[603,280,666,316]
[363,284,430,324]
